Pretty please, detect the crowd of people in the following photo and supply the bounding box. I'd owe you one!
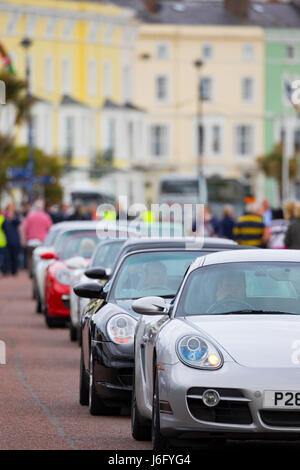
[0,200,102,276]
[205,198,300,250]
[1,196,300,276]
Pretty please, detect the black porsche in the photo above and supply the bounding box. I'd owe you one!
[74,237,249,416]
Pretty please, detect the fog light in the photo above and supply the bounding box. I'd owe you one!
[202,389,220,407]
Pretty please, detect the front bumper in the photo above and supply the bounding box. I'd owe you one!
[159,361,300,440]
[93,341,133,406]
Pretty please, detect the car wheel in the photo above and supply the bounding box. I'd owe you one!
[69,321,77,342]
[152,367,170,450]
[36,294,42,314]
[79,348,89,405]
[45,309,56,328]
[88,349,117,416]
[131,369,151,441]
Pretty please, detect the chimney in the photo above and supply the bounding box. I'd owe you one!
[144,0,160,14]
[224,0,249,21]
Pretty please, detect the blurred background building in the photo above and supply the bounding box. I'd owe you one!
[0,0,300,207]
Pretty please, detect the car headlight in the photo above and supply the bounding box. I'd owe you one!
[176,335,223,370]
[107,314,137,345]
[56,269,71,286]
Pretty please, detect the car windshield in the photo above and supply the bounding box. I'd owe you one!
[58,232,99,260]
[111,250,208,300]
[54,229,97,255]
[178,262,300,316]
[43,228,60,246]
[91,240,125,269]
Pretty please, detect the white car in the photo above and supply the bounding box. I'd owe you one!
[132,249,300,449]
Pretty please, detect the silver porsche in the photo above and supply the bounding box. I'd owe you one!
[132,249,300,449]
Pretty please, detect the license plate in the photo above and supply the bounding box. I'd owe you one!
[263,390,300,409]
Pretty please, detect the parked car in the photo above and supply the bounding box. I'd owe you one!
[74,238,243,417]
[69,238,127,342]
[43,230,99,327]
[132,249,300,449]
[34,221,99,314]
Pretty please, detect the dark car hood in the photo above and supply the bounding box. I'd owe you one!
[114,299,138,318]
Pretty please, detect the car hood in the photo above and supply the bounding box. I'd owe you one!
[184,314,300,368]
[115,299,138,318]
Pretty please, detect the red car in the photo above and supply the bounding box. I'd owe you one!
[43,232,98,327]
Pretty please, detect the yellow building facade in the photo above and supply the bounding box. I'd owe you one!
[0,0,146,201]
[134,23,265,197]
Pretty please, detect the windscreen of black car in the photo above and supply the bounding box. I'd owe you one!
[177,262,300,316]
[91,240,125,268]
[58,232,99,260]
[111,251,208,300]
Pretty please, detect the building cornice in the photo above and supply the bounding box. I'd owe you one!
[0,2,135,25]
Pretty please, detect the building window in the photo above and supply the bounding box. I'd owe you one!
[235,125,253,156]
[150,125,169,157]
[156,76,169,102]
[88,59,97,96]
[45,17,58,39]
[65,116,74,162]
[103,62,112,99]
[203,44,213,60]
[123,66,131,102]
[45,56,54,93]
[197,124,205,156]
[88,21,100,43]
[286,45,296,60]
[242,77,254,102]
[242,43,254,61]
[62,19,75,40]
[157,42,169,59]
[212,125,221,154]
[107,119,115,153]
[294,128,300,153]
[6,12,20,34]
[199,77,212,101]
[62,57,71,94]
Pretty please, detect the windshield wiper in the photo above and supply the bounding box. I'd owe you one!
[213,310,299,316]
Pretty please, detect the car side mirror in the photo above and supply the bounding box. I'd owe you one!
[40,252,58,260]
[73,282,104,299]
[132,296,169,316]
[84,266,111,280]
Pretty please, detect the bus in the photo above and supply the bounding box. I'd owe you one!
[158,175,250,217]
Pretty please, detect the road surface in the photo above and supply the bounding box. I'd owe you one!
[0,272,151,450]
[0,272,299,451]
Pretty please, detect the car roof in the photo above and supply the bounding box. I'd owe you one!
[121,237,236,250]
[190,249,300,271]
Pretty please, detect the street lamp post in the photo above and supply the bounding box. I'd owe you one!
[20,37,34,203]
[194,59,204,203]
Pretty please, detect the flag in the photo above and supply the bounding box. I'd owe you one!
[285,80,300,112]
[0,42,15,74]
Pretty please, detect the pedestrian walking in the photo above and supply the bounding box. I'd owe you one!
[284,203,300,249]
[2,203,21,275]
[234,201,269,247]
[219,205,236,240]
[23,199,53,275]
[267,208,289,249]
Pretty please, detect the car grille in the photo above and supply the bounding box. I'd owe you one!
[187,387,253,425]
[260,410,300,428]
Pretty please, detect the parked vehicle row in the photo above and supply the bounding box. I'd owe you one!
[32,220,300,450]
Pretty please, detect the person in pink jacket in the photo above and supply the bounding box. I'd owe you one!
[23,199,53,276]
